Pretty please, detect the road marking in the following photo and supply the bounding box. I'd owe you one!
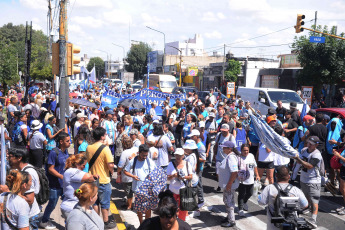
[110,201,127,230]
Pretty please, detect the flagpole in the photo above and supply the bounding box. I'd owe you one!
[146,56,150,114]
[0,124,6,185]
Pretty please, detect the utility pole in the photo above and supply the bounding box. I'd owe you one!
[58,0,68,129]
[24,21,32,105]
[313,11,317,36]
[221,44,226,92]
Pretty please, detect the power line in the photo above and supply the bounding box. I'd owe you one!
[68,0,77,23]
[230,43,293,49]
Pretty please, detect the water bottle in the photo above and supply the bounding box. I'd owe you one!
[253,180,262,197]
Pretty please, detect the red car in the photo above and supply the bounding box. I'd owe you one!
[315,108,345,119]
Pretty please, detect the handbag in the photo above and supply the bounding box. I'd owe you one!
[330,155,342,169]
[172,161,198,211]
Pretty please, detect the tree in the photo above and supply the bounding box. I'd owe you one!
[0,39,19,90]
[87,57,104,78]
[292,25,345,90]
[0,23,52,81]
[224,59,241,82]
[125,42,152,80]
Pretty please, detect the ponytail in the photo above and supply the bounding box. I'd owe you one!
[6,170,29,194]
[74,183,98,205]
[65,153,87,170]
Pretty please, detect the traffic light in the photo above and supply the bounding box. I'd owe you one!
[295,14,305,33]
[52,43,59,75]
[66,43,81,75]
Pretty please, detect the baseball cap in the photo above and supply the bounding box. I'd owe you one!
[290,102,297,109]
[183,140,198,150]
[219,141,235,148]
[266,116,277,124]
[188,129,200,137]
[209,112,216,117]
[220,124,230,131]
[147,136,155,144]
[308,109,316,117]
[268,107,276,115]
[174,148,185,156]
[303,115,314,122]
[199,121,205,128]
[219,102,225,106]
[153,120,159,124]
[77,113,87,119]
[307,136,320,145]
[106,110,114,115]
[171,106,178,111]
[129,129,138,135]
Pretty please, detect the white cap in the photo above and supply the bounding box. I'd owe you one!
[199,121,205,128]
[77,113,87,119]
[153,120,159,124]
[174,148,185,156]
[188,129,200,137]
[147,136,155,143]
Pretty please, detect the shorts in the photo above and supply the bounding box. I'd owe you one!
[94,183,111,209]
[257,161,274,169]
[323,152,333,170]
[340,166,345,181]
[123,182,134,199]
[300,182,321,204]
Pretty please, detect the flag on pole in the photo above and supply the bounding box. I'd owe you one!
[300,99,307,124]
[1,124,7,185]
[89,67,96,84]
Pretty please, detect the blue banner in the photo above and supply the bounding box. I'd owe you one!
[101,89,186,116]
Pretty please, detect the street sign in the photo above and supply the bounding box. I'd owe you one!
[309,36,325,43]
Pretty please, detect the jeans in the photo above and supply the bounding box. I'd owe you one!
[30,214,40,230]
[223,189,236,223]
[42,188,63,223]
[94,183,112,209]
[109,144,115,158]
[207,141,215,166]
[238,183,254,210]
[197,170,204,204]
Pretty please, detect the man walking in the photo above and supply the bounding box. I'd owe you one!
[86,127,116,229]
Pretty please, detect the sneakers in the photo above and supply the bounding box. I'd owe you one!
[216,186,222,193]
[39,221,56,230]
[221,221,236,227]
[104,219,116,229]
[336,206,345,215]
[243,203,248,211]
[239,210,245,217]
[307,218,317,229]
[192,210,201,218]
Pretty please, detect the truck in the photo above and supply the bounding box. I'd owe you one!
[143,74,177,93]
[119,72,134,85]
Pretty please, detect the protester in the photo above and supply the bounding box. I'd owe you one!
[44,115,63,153]
[61,154,96,218]
[0,170,32,230]
[28,120,47,168]
[86,127,116,229]
[66,183,104,230]
[151,124,174,169]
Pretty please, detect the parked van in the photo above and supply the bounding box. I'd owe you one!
[143,74,177,93]
[236,87,308,115]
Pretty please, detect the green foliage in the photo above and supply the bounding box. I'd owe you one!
[0,40,19,87]
[125,42,152,80]
[87,57,104,78]
[224,59,241,82]
[292,25,345,90]
[0,23,51,81]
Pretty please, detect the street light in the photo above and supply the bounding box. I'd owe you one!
[97,49,109,78]
[146,26,165,73]
[168,45,182,87]
[112,43,126,60]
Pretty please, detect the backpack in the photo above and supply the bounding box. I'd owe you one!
[272,183,294,227]
[11,121,24,145]
[237,156,250,182]
[23,166,50,205]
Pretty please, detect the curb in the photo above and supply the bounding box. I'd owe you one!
[110,201,127,230]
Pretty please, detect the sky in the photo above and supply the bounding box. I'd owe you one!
[1,0,345,62]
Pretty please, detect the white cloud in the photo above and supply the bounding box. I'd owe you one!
[103,9,131,26]
[19,0,47,10]
[331,1,345,10]
[74,0,113,8]
[141,13,171,27]
[201,12,226,22]
[204,30,222,39]
[71,16,104,29]
[32,23,43,31]
[228,0,270,12]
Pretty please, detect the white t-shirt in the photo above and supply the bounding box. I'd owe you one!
[217,153,239,190]
[167,161,193,194]
[133,138,141,148]
[29,131,46,150]
[169,113,177,123]
[258,143,275,162]
[0,193,30,230]
[74,121,82,138]
[274,152,290,166]
[118,147,138,183]
[299,147,323,184]
[239,153,257,185]
[185,153,199,185]
[22,164,40,217]
[149,108,156,117]
[149,146,158,165]
[215,133,236,162]
[125,157,156,192]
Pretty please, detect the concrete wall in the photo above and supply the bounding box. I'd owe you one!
[165,55,224,67]
[245,60,280,88]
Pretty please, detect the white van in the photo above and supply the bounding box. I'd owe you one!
[111,79,123,89]
[236,87,308,115]
[143,74,177,93]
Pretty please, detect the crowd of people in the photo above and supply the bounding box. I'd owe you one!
[0,84,344,230]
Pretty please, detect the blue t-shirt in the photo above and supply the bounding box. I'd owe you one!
[45,124,56,150]
[46,148,69,189]
[201,110,208,119]
[140,124,149,134]
[50,100,57,112]
[235,128,247,150]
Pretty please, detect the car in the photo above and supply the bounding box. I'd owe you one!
[197,91,228,104]
[135,80,143,86]
[171,86,198,95]
[315,108,345,127]
[132,84,142,93]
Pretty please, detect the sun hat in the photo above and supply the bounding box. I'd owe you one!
[188,129,200,137]
[30,120,43,130]
[174,148,185,155]
[183,140,198,149]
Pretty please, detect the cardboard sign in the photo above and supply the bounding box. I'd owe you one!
[227,82,235,98]
[301,86,313,107]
